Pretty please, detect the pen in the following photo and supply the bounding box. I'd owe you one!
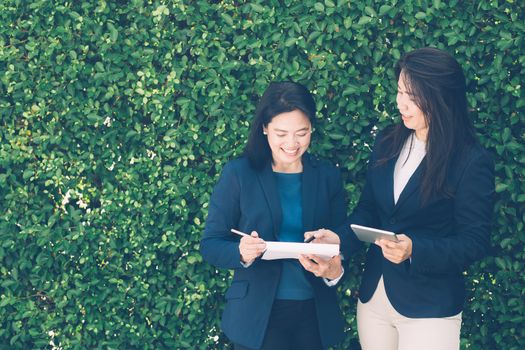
[304,235,315,243]
[231,228,251,237]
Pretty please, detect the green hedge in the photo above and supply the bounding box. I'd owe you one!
[0,0,523,349]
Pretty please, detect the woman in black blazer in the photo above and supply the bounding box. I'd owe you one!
[201,82,347,350]
[304,48,494,350]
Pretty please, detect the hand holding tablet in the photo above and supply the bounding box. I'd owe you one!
[350,224,399,243]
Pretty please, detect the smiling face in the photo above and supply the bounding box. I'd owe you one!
[396,71,429,141]
[263,109,312,173]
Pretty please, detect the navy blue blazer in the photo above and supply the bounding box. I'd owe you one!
[339,130,495,318]
[201,154,347,350]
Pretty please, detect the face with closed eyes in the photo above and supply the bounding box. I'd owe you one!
[263,109,312,173]
[396,71,429,141]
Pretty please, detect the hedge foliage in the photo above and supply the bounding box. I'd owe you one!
[0,0,523,349]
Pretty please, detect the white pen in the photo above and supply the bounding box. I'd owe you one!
[230,228,251,237]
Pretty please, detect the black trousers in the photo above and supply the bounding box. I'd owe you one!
[234,299,323,350]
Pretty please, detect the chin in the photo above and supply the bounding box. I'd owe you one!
[402,122,414,130]
[280,156,300,165]
[279,152,304,165]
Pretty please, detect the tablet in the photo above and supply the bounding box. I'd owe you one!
[350,224,399,243]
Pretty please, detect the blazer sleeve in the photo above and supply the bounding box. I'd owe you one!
[200,162,245,269]
[409,149,495,275]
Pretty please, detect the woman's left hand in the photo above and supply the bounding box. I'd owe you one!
[298,254,343,279]
[375,234,412,264]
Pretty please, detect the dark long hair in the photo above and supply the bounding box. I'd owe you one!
[379,47,478,202]
[244,81,316,169]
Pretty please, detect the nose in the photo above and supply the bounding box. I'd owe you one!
[286,134,300,146]
[397,94,407,112]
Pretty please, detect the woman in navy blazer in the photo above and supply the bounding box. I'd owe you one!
[304,48,494,349]
[201,82,347,350]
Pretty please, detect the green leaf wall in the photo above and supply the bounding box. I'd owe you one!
[0,1,523,349]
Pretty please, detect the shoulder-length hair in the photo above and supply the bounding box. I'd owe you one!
[379,47,478,202]
[244,81,316,170]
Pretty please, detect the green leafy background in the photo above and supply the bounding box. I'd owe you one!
[0,0,523,349]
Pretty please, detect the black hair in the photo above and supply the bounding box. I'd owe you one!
[244,81,316,169]
[379,47,478,203]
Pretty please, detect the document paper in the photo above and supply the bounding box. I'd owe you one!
[261,242,339,260]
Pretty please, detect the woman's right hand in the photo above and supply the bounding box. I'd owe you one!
[239,231,266,264]
[304,229,340,245]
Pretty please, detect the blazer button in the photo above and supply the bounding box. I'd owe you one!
[389,218,396,224]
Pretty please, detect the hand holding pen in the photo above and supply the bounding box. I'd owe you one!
[303,228,340,245]
[231,229,267,264]
[301,228,343,279]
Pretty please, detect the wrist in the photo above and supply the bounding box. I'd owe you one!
[327,265,343,280]
[240,254,251,264]
[323,266,344,286]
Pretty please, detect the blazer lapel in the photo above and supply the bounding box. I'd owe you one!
[393,159,426,213]
[301,155,318,231]
[257,162,282,239]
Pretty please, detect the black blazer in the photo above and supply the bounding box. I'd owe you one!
[339,131,495,318]
[201,154,347,349]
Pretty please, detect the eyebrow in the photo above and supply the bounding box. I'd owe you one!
[273,127,310,133]
[397,86,416,96]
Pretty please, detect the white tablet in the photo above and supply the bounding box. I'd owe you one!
[350,224,399,243]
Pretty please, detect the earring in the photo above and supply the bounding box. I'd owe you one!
[263,131,267,135]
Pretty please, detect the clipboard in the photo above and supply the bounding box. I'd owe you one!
[261,241,339,260]
[230,229,339,260]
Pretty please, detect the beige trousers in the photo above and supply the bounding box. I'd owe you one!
[357,276,462,350]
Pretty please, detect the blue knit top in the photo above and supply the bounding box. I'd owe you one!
[274,172,314,300]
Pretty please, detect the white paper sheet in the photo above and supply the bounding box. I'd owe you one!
[261,242,339,260]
